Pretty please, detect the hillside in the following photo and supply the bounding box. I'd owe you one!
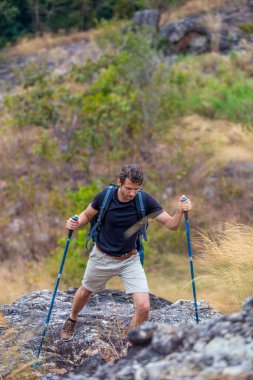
[0,0,253,309]
[1,2,253,379]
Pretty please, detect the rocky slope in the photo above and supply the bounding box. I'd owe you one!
[1,289,253,379]
[0,289,222,379]
[64,298,253,380]
[79,296,253,380]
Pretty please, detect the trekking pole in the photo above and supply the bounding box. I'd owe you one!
[181,197,199,324]
[32,216,78,367]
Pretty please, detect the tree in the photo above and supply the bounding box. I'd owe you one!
[0,0,20,47]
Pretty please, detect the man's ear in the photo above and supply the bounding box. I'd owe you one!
[117,178,121,186]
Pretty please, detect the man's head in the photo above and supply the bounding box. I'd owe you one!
[117,164,144,202]
[118,164,144,186]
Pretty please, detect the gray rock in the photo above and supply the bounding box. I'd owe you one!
[133,9,160,31]
[160,18,211,54]
[157,2,253,55]
[128,321,158,346]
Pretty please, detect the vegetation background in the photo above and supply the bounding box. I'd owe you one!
[0,0,253,314]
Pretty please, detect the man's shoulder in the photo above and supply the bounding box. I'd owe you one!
[94,185,118,205]
[141,192,163,213]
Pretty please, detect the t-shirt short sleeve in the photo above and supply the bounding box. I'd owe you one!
[91,190,106,211]
[145,193,163,217]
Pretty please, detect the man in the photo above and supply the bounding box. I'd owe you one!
[61,163,192,341]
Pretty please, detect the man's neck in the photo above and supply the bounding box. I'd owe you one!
[117,188,130,203]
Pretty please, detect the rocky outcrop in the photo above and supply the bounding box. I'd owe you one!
[135,1,253,55]
[47,297,253,380]
[0,289,221,379]
[2,289,253,379]
[133,9,160,31]
[159,19,211,54]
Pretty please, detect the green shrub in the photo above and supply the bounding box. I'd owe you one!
[47,181,103,286]
[49,230,88,287]
[239,22,253,34]
[32,131,58,160]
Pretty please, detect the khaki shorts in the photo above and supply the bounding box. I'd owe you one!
[82,244,149,294]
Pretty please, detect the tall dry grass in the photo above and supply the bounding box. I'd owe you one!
[195,223,253,311]
[0,314,50,379]
[0,261,54,304]
[204,12,223,52]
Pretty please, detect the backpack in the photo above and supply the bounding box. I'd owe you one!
[85,184,148,266]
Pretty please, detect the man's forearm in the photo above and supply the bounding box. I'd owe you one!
[77,211,92,227]
[165,208,183,230]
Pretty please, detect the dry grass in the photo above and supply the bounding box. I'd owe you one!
[204,12,223,52]
[0,314,53,379]
[161,0,246,24]
[0,261,54,304]
[2,20,126,58]
[96,312,128,361]
[109,223,253,315]
[2,31,91,57]
[180,114,253,179]
[195,223,253,311]
[232,48,253,76]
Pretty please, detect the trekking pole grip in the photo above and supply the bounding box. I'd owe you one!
[68,216,78,238]
[180,196,188,218]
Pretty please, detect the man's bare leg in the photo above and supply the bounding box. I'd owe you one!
[130,292,150,329]
[61,286,92,341]
[70,286,92,320]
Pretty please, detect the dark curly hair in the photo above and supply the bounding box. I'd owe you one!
[118,164,144,185]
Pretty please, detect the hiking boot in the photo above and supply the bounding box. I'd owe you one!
[60,317,76,341]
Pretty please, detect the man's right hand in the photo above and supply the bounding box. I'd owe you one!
[66,215,79,230]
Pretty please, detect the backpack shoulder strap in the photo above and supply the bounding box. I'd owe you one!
[135,190,148,241]
[85,184,118,248]
[136,190,146,217]
[97,184,117,223]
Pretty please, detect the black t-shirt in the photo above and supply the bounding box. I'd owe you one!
[91,188,163,256]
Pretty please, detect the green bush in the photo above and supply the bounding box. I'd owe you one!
[49,230,88,287]
[47,181,103,286]
[239,22,253,35]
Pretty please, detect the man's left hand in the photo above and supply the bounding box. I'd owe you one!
[178,195,192,213]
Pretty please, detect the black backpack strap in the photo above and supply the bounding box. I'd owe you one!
[135,190,148,241]
[97,184,116,224]
[135,190,148,267]
[86,185,118,248]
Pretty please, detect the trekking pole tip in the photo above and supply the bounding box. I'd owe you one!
[32,362,40,368]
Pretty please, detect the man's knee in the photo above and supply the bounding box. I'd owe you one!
[77,286,92,298]
[136,300,150,316]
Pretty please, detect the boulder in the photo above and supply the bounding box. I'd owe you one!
[133,9,160,31]
[159,18,211,54]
